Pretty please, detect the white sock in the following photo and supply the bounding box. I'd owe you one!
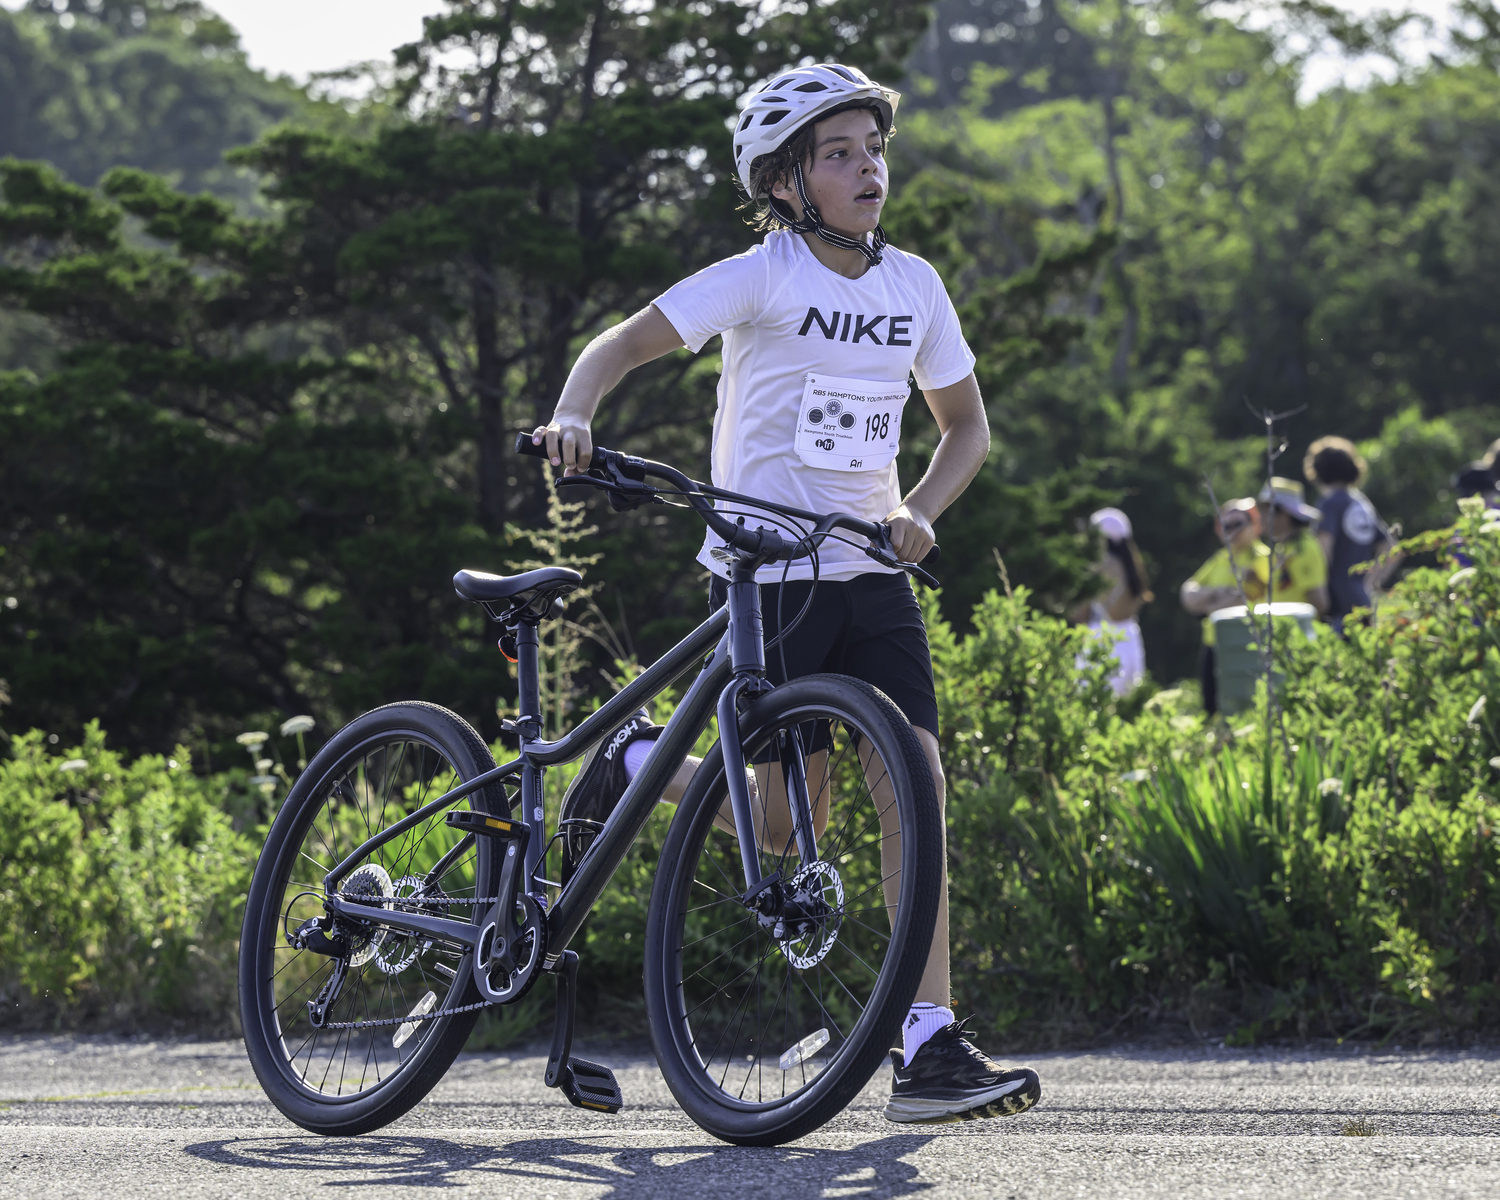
[903,1003,954,1062]
[621,737,653,781]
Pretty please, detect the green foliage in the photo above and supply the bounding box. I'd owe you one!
[926,508,1500,1043]
[0,2,345,201]
[0,721,256,1029]
[895,1,1500,679]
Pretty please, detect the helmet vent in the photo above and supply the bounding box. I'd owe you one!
[829,66,857,82]
[794,81,828,92]
[760,110,790,125]
[738,113,754,131]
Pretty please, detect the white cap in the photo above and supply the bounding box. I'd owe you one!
[1090,507,1132,542]
[733,64,900,194]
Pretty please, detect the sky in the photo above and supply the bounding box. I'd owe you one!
[0,1,1471,91]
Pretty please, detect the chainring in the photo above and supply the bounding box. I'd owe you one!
[472,893,547,1005]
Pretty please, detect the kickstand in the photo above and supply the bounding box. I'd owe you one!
[543,950,623,1114]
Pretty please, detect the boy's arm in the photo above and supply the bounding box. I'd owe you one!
[888,372,989,563]
[532,304,685,473]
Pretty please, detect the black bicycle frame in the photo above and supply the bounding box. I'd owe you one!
[324,553,821,965]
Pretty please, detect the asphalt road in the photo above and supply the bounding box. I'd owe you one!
[2,1033,1498,1198]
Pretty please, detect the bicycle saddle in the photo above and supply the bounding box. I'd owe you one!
[453,567,582,605]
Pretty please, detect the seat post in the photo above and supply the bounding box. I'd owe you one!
[512,620,547,885]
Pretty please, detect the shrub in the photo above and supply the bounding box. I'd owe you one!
[8,508,1500,1045]
[0,723,257,1030]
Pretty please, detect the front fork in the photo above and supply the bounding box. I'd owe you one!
[720,559,820,895]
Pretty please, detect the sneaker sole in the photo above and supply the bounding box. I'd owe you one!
[882,1076,1041,1124]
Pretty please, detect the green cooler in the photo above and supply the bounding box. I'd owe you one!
[1210,602,1318,716]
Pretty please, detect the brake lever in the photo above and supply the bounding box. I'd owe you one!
[555,461,659,512]
[863,544,941,589]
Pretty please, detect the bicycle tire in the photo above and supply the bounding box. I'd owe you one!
[643,674,941,1145]
[238,701,510,1136]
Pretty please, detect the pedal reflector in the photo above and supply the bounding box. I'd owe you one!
[560,1057,623,1113]
[392,990,437,1048]
[780,1027,830,1070]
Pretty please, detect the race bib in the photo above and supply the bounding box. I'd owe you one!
[794,373,908,472]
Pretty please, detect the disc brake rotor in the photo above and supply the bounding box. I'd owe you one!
[371,876,449,976]
[779,861,844,970]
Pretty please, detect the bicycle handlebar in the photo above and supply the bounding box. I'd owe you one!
[514,433,939,586]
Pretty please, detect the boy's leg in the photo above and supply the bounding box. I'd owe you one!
[866,726,947,1004]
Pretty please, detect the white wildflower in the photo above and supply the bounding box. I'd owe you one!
[1490,757,1500,769]
[1467,697,1487,726]
[1120,769,1150,783]
[236,731,270,746]
[1318,778,1343,798]
[280,715,315,736]
[58,759,87,772]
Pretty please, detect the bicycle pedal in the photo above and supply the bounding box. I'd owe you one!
[559,1057,622,1114]
[444,810,526,839]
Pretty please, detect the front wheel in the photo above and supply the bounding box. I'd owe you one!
[644,674,941,1145]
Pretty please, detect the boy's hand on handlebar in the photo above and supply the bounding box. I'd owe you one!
[885,504,935,564]
[531,417,593,475]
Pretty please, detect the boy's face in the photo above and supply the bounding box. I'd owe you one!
[771,108,888,239]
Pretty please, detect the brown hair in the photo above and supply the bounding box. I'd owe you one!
[737,101,892,232]
[1303,435,1367,487]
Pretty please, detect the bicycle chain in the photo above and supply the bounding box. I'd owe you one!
[315,892,519,1032]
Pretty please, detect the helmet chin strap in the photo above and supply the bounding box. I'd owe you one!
[780,161,887,266]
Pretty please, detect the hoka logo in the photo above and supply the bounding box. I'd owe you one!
[797,307,914,347]
[603,720,639,760]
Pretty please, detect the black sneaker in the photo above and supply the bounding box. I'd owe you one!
[559,710,662,885]
[883,1018,1041,1124]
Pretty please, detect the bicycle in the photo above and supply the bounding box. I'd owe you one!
[238,433,944,1146]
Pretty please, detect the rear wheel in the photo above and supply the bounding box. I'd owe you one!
[644,674,941,1145]
[238,701,510,1135]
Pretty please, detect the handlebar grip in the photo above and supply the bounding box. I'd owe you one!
[923,545,940,565]
[514,432,551,459]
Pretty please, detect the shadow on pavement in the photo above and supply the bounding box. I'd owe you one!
[186,1131,940,1196]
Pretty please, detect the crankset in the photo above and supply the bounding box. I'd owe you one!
[446,808,548,1003]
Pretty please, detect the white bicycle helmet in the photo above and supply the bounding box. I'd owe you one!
[733,64,900,193]
[733,64,900,265]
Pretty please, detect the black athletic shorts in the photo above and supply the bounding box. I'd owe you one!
[708,571,939,738]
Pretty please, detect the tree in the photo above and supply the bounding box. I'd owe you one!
[0,2,340,201]
[895,0,1500,679]
[0,1,937,752]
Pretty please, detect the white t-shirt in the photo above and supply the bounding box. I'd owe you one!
[653,230,975,583]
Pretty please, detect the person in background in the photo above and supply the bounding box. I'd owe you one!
[1450,462,1498,570]
[1181,498,1269,716]
[1257,477,1329,615]
[1070,507,1153,695]
[1455,461,1499,509]
[1303,436,1397,631]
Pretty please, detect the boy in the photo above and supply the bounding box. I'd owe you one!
[532,64,1039,1125]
